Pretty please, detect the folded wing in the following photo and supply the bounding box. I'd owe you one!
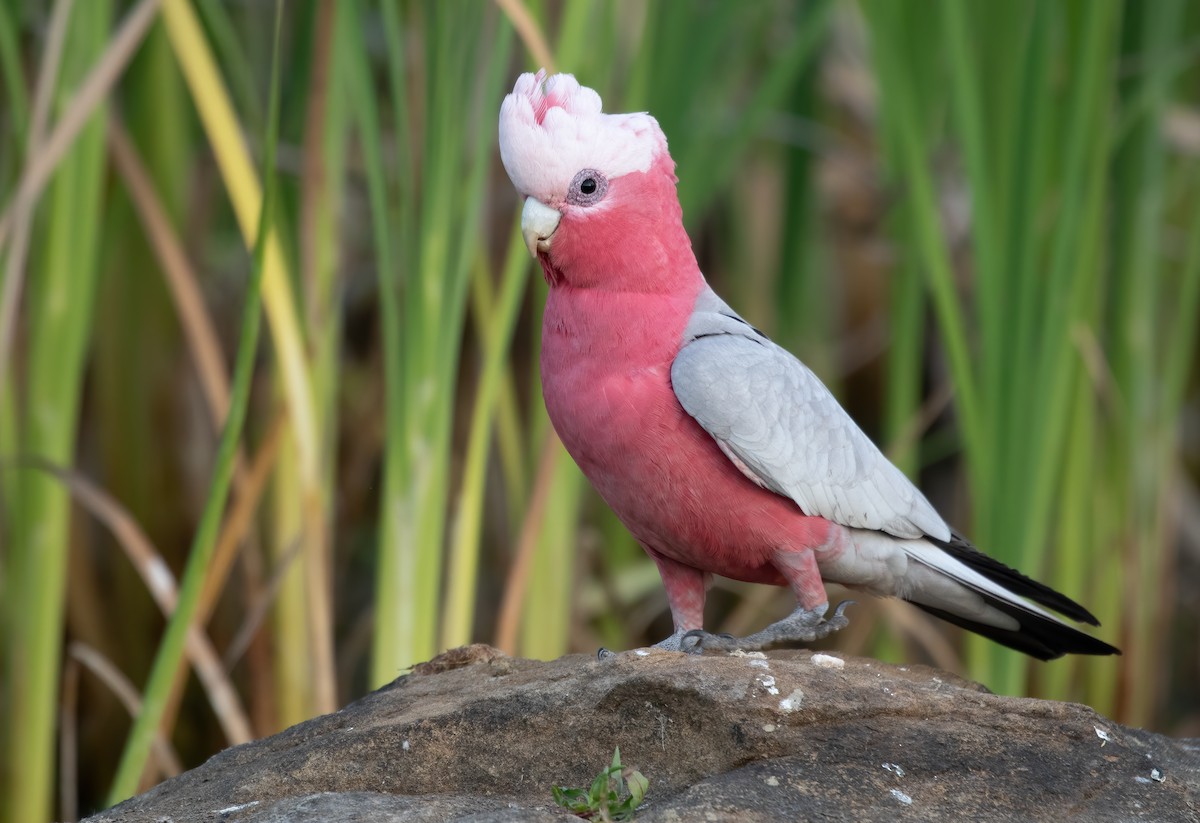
[671,289,949,543]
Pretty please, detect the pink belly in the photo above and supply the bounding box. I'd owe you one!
[544,358,833,585]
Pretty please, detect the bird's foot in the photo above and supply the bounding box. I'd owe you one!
[680,601,854,654]
[598,627,727,660]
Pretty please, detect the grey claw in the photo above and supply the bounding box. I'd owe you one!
[832,600,855,620]
[680,629,709,654]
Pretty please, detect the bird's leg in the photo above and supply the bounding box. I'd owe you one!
[682,545,852,653]
[652,551,708,635]
[598,549,707,658]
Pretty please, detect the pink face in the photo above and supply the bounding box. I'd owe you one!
[536,154,688,290]
[498,71,692,292]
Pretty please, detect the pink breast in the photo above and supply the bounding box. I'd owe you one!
[541,289,832,584]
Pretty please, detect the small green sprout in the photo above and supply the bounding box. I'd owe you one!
[552,746,650,821]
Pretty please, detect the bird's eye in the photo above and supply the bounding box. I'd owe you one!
[567,168,608,207]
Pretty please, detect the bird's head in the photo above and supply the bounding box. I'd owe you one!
[498,71,696,291]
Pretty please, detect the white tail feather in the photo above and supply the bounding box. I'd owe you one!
[817,528,1071,632]
[900,541,1065,628]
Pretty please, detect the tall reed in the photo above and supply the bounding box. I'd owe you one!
[862,0,1198,712]
[3,4,112,821]
[106,0,283,802]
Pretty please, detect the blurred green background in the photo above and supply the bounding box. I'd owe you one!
[1,0,1198,819]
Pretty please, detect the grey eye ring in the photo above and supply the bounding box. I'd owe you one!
[567,168,608,206]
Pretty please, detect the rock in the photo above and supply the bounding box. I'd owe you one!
[87,644,1200,822]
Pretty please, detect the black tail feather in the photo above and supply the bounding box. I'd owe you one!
[912,600,1120,661]
[911,529,1120,660]
[928,530,1101,626]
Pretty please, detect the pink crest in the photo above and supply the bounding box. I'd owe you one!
[529,69,556,125]
[511,69,603,125]
[499,70,665,201]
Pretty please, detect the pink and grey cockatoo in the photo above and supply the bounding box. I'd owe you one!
[498,71,1119,660]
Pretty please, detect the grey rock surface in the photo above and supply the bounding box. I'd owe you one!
[87,644,1200,822]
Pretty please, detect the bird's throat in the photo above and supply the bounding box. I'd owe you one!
[537,253,562,287]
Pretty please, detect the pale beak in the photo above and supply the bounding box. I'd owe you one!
[521,197,561,258]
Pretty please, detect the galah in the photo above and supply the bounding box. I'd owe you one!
[497,70,1119,660]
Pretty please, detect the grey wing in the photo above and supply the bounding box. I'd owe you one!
[671,292,949,542]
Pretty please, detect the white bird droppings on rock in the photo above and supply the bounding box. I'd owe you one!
[730,649,768,659]
[890,789,913,805]
[749,659,770,669]
[635,649,650,657]
[402,739,410,752]
[764,776,780,787]
[882,762,905,777]
[779,688,804,713]
[757,674,779,695]
[1150,768,1165,783]
[762,724,777,733]
[214,801,260,814]
[811,653,844,669]
[1136,776,1152,784]
[1095,726,1113,746]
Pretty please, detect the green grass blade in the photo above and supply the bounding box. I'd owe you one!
[371,1,515,680]
[106,0,284,804]
[861,1,984,476]
[675,0,835,220]
[338,0,412,685]
[520,445,586,658]
[0,0,29,169]
[193,0,263,134]
[442,227,531,649]
[1163,164,1200,414]
[1106,0,1185,727]
[5,3,112,820]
